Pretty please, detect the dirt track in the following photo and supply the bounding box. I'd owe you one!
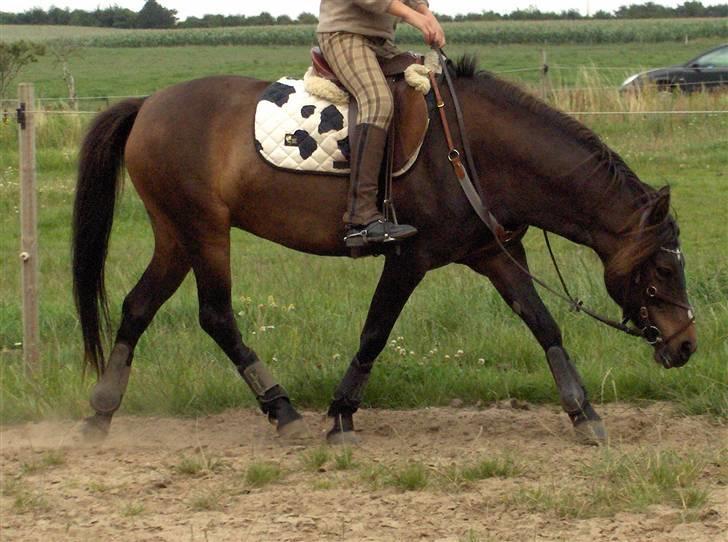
[1,403,726,541]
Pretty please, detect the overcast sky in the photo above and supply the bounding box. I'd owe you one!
[2,0,722,19]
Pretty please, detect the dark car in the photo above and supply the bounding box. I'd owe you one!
[620,43,728,93]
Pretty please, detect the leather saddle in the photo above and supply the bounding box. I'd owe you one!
[310,47,429,176]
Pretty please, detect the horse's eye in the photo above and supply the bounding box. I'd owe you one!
[656,266,673,280]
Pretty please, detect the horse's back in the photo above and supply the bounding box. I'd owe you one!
[123,75,349,254]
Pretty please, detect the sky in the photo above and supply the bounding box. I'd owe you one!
[2,0,723,19]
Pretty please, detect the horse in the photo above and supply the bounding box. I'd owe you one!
[72,56,697,445]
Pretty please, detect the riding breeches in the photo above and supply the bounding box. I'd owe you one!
[317,32,397,130]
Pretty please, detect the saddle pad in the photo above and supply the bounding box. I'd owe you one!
[255,78,351,175]
[255,78,424,177]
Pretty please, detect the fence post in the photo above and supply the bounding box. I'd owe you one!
[17,83,40,371]
[541,49,549,101]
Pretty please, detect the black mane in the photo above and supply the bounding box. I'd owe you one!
[451,54,650,201]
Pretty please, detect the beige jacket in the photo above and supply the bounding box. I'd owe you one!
[317,0,429,40]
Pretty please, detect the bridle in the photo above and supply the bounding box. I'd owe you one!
[620,246,695,346]
[430,49,696,347]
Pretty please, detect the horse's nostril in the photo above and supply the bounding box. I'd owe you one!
[680,341,693,359]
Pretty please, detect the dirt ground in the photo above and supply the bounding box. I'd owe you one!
[1,402,726,542]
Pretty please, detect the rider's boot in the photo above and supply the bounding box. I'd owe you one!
[343,123,417,248]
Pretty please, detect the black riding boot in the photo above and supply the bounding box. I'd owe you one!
[343,123,417,248]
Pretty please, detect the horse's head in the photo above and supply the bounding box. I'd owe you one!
[605,187,697,368]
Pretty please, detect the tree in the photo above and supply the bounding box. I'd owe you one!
[0,41,45,99]
[49,39,82,109]
[296,12,318,24]
[135,0,177,29]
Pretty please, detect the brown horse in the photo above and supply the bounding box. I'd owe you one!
[72,56,696,444]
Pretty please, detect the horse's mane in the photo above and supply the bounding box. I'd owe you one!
[452,55,678,278]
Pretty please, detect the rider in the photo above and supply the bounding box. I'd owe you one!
[317,0,446,247]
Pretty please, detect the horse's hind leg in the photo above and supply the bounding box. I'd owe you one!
[84,226,191,440]
[187,228,305,438]
[462,243,607,445]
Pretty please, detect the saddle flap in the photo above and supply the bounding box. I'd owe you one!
[392,81,429,175]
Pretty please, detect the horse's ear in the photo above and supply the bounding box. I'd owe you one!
[642,186,671,228]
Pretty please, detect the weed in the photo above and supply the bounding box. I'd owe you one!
[443,456,520,489]
[12,490,51,514]
[20,450,65,475]
[515,449,710,518]
[189,489,225,512]
[172,452,225,477]
[120,502,145,517]
[244,462,282,488]
[387,463,430,492]
[334,447,356,471]
[301,447,330,472]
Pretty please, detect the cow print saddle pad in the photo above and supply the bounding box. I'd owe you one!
[255,78,425,177]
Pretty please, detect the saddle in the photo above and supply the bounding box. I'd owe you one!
[310,47,429,176]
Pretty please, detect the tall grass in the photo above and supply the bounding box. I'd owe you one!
[0,72,725,424]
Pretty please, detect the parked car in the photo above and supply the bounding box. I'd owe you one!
[620,43,728,93]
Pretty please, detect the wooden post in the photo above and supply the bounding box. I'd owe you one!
[18,83,40,370]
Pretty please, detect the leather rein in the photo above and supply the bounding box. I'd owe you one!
[429,50,695,347]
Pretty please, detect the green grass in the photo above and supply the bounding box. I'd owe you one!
[443,457,521,489]
[0,40,726,424]
[300,447,330,472]
[1,39,726,101]
[19,450,66,475]
[244,462,282,488]
[516,449,711,519]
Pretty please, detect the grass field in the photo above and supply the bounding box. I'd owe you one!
[1,39,726,101]
[0,36,726,424]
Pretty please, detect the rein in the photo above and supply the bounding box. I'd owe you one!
[430,49,693,345]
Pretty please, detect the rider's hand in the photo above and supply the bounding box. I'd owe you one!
[389,1,446,48]
[415,12,446,48]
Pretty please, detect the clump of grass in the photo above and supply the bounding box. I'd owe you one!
[13,490,51,514]
[515,449,709,519]
[244,462,283,488]
[20,450,65,475]
[189,489,225,512]
[311,479,336,491]
[334,447,356,471]
[300,447,330,472]
[386,462,430,492]
[172,451,225,477]
[444,456,520,489]
[120,502,145,517]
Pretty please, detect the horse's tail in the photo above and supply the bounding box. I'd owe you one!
[72,98,145,376]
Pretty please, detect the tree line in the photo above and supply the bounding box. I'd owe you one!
[0,1,726,29]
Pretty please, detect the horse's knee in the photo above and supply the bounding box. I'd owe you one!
[198,302,230,336]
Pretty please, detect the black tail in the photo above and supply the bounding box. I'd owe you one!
[72,98,145,376]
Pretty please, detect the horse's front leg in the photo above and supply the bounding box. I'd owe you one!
[327,256,425,444]
[462,243,607,445]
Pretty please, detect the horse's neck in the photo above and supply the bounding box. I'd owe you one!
[471,93,647,262]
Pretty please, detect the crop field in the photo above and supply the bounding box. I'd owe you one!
[0,25,726,541]
[1,18,727,47]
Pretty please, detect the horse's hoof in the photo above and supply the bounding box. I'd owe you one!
[81,414,112,443]
[326,429,360,446]
[574,419,608,446]
[277,418,310,441]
